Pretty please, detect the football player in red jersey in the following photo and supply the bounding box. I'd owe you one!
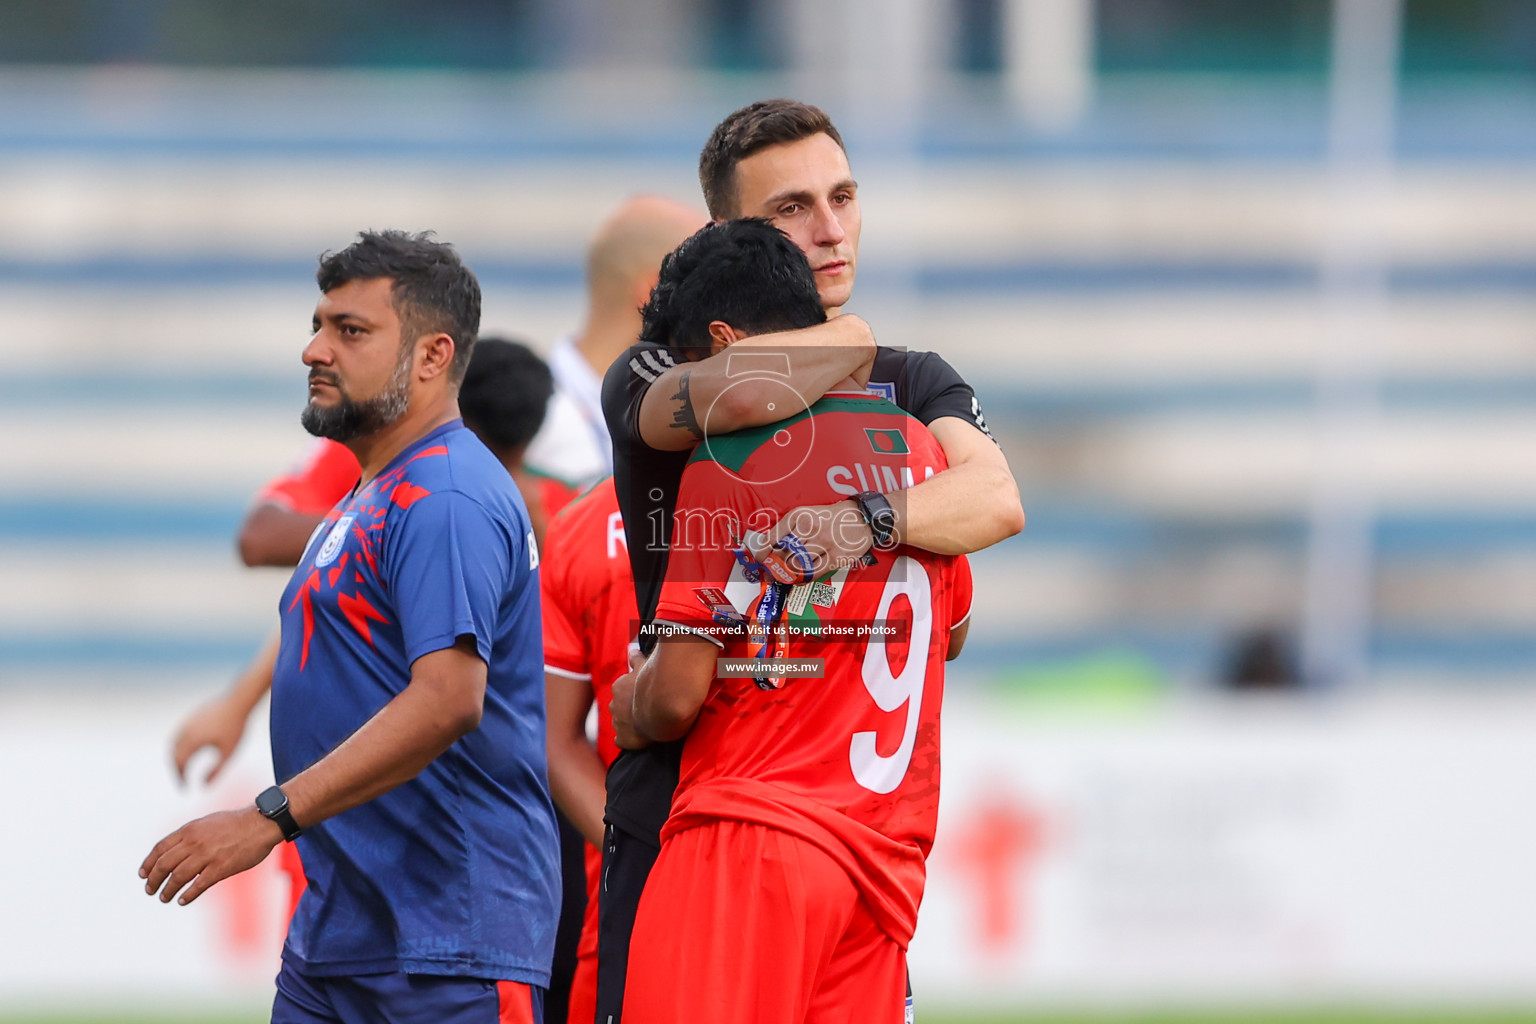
[539,478,636,1024]
[619,219,971,1023]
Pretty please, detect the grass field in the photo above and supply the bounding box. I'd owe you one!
[6,1011,1536,1024]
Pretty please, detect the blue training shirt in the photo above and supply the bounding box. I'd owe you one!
[271,419,559,985]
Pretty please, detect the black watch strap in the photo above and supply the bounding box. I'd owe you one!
[255,785,303,842]
[853,491,897,548]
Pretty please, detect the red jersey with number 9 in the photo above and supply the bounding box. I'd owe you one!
[652,391,973,947]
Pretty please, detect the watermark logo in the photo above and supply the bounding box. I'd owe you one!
[701,350,815,487]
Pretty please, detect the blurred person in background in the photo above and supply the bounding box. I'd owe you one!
[237,438,362,569]
[534,195,703,1024]
[458,338,559,539]
[144,231,558,1024]
[596,99,1023,1023]
[1220,627,1302,691]
[539,476,638,1024]
[528,193,701,1023]
[525,195,707,495]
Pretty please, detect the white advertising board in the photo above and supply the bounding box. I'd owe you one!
[913,691,1536,1007]
[2,683,1534,1014]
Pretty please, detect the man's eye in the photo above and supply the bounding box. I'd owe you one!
[778,204,801,217]
[833,193,851,205]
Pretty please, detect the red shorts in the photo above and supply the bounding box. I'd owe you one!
[622,820,906,1024]
[567,842,600,1024]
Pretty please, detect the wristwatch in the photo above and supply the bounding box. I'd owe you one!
[255,785,303,842]
[853,491,897,549]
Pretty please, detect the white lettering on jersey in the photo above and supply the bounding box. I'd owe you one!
[971,395,993,438]
[606,511,627,559]
[528,530,540,570]
[826,464,938,496]
[827,466,858,496]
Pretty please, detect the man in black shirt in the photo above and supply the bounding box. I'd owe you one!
[595,99,1024,1022]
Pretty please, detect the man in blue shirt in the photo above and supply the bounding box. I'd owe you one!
[141,230,559,1024]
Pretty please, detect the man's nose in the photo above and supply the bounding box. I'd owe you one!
[810,201,846,248]
[302,331,330,367]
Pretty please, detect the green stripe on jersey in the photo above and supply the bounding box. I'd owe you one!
[688,394,910,475]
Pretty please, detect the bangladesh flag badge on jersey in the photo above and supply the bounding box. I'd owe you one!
[865,427,909,454]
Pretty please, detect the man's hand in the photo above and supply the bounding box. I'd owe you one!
[610,649,650,751]
[750,499,874,578]
[139,806,283,906]
[631,634,719,743]
[172,632,280,786]
[171,695,249,785]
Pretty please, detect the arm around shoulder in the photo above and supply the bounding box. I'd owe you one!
[893,417,1024,556]
[635,315,876,451]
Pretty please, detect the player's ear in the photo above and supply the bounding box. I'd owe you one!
[707,321,743,356]
[417,332,455,381]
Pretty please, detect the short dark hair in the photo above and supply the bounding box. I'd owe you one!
[698,99,846,220]
[639,218,826,354]
[317,230,481,384]
[459,337,554,455]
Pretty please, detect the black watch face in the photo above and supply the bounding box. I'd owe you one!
[255,787,287,817]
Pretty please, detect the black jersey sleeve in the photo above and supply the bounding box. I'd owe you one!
[601,343,692,631]
[894,349,995,440]
[601,344,678,452]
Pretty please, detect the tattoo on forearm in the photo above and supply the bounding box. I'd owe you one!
[669,371,703,439]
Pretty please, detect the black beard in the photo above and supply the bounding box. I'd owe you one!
[301,360,411,442]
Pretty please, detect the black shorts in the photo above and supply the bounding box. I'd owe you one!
[593,822,661,1024]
